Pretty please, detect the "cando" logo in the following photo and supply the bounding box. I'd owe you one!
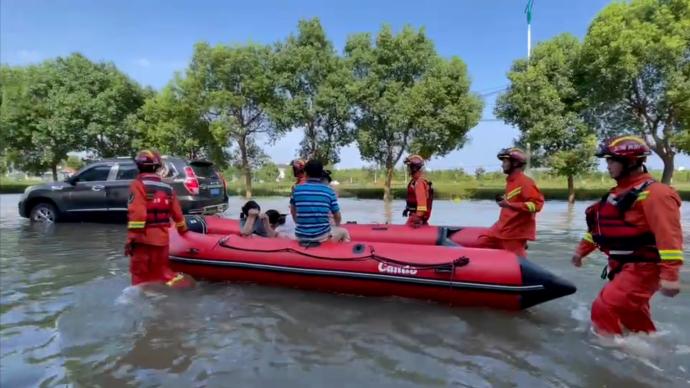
[378,263,418,275]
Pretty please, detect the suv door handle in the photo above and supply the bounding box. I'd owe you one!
[92,185,105,191]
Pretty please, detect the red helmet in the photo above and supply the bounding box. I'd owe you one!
[596,136,651,160]
[497,147,527,164]
[404,155,425,172]
[291,159,306,176]
[134,149,162,169]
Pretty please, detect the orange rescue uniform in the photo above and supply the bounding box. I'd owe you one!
[479,170,544,257]
[127,173,188,286]
[575,173,684,335]
[405,172,432,226]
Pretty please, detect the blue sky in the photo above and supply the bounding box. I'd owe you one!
[2,0,688,171]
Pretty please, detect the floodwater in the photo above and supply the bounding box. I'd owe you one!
[1,194,689,387]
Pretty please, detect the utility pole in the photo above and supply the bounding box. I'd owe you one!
[525,0,534,59]
[525,0,534,171]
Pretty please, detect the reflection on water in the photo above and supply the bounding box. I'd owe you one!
[1,194,689,387]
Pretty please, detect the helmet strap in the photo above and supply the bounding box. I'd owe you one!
[408,165,421,174]
[137,164,158,173]
[504,160,525,174]
[614,158,644,179]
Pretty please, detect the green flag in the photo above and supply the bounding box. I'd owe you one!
[525,0,534,24]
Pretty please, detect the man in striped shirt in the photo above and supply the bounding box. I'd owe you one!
[290,160,349,243]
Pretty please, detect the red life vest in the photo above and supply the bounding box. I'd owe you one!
[139,174,174,226]
[405,178,433,215]
[585,180,659,264]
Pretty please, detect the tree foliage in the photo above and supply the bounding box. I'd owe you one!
[496,33,597,202]
[273,18,354,164]
[0,54,146,180]
[136,74,227,165]
[183,42,287,198]
[579,0,690,183]
[345,25,482,200]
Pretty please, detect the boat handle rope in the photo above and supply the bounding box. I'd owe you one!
[217,237,471,271]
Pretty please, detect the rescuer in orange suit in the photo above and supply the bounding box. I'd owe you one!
[477,147,544,257]
[571,136,683,336]
[403,155,433,226]
[291,159,307,188]
[125,150,192,288]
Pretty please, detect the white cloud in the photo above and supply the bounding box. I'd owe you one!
[134,58,151,68]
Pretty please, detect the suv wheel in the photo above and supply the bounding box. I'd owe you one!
[30,203,58,223]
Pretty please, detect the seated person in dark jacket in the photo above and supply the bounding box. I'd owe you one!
[239,200,271,237]
[240,201,292,238]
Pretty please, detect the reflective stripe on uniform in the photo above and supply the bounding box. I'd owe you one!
[416,206,427,212]
[166,273,185,286]
[635,190,650,203]
[583,232,594,243]
[506,187,522,200]
[659,249,684,261]
[525,202,536,212]
[128,221,145,229]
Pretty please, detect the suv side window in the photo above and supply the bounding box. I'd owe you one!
[116,164,138,180]
[161,160,179,178]
[77,165,112,182]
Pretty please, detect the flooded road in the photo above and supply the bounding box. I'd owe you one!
[1,194,689,387]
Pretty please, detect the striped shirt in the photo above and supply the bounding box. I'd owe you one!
[291,178,340,241]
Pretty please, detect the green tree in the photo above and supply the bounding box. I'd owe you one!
[255,161,280,183]
[1,62,83,180]
[0,66,45,175]
[345,25,482,201]
[185,42,287,198]
[136,74,227,166]
[495,34,597,203]
[1,54,147,180]
[63,155,85,171]
[273,18,354,164]
[579,0,690,183]
[153,42,285,197]
[71,56,149,158]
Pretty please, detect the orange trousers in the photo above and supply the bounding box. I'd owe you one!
[591,262,659,335]
[130,243,178,286]
[476,235,528,257]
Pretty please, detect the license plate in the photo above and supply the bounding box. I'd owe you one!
[210,188,220,196]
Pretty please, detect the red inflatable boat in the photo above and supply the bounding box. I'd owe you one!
[184,215,489,247]
[169,216,576,310]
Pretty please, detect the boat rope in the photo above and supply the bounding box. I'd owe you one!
[216,236,470,271]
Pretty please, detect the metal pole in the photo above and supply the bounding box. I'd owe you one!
[527,23,531,59]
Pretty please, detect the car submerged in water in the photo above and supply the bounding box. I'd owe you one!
[18,156,229,223]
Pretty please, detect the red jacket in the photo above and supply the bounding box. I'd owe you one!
[127,173,186,246]
[576,173,684,282]
[407,172,432,218]
[488,171,544,240]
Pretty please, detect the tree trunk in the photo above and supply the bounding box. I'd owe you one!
[660,153,674,184]
[306,122,317,160]
[567,174,575,204]
[51,163,58,182]
[383,162,394,203]
[383,196,393,224]
[238,136,252,198]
